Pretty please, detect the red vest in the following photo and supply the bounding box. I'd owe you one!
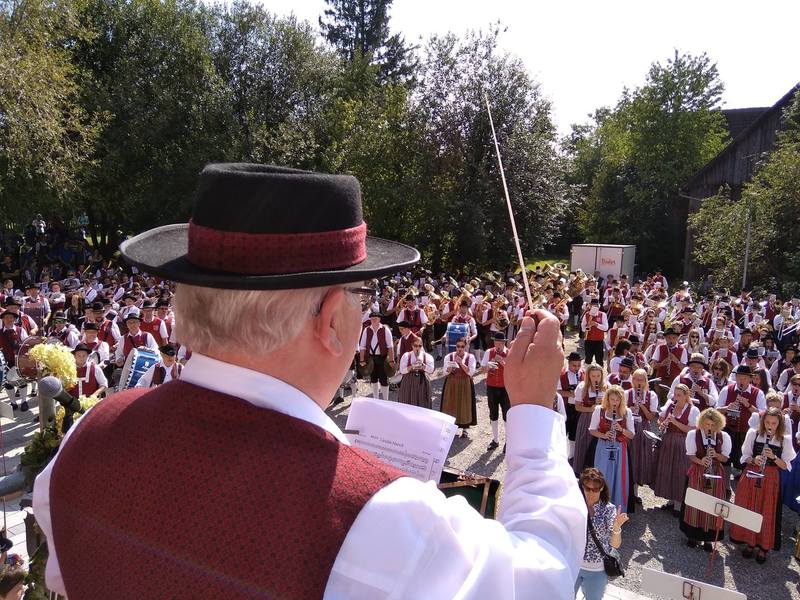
[597,411,627,443]
[560,368,584,393]
[694,430,723,458]
[712,349,735,368]
[122,333,148,360]
[485,347,507,388]
[663,401,691,433]
[0,326,23,365]
[404,308,423,332]
[151,363,182,386]
[49,383,403,599]
[608,373,633,390]
[680,371,712,409]
[584,313,605,342]
[98,319,116,345]
[655,344,685,383]
[69,364,102,398]
[724,384,760,432]
[365,326,389,356]
[140,316,165,345]
[398,333,419,359]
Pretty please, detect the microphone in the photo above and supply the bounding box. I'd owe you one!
[39,376,81,413]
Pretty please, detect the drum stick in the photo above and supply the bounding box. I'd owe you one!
[484,93,534,310]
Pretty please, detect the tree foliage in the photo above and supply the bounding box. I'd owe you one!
[566,51,729,275]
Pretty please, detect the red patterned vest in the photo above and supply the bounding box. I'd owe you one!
[485,347,507,388]
[724,384,760,432]
[49,383,403,599]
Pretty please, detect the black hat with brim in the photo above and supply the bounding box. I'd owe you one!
[120,164,420,290]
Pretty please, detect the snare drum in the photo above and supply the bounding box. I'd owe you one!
[446,322,470,354]
[118,347,159,391]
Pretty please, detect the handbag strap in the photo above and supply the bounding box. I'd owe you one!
[587,512,613,560]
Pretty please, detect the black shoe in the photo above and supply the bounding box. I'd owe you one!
[660,503,674,511]
[686,539,697,548]
[461,430,469,439]
[635,496,643,504]
[20,401,29,412]
[502,443,506,454]
[755,549,767,564]
[742,546,754,559]
[487,440,499,451]
[9,402,17,411]
[703,542,713,552]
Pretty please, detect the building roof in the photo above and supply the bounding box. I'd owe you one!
[684,84,799,192]
[721,107,770,139]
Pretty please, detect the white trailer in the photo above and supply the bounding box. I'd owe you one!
[570,244,636,280]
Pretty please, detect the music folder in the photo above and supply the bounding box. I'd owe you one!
[684,487,763,532]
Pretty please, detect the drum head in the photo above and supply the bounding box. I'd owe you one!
[118,347,159,391]
[16,336,46,380]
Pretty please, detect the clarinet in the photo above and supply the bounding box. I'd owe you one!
[753,428,773,489]
[703,433,716,488]
[607,409,618,460]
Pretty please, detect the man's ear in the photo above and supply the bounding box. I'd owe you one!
[315,287,346,357]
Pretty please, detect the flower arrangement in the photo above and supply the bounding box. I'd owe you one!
[21,394,103,489]
[27,343,77,389]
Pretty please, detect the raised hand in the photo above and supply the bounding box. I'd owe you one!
[505,311,564,408]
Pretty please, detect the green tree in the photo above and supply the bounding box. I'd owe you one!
[0,0,103,224]
[568,51,728,275]
[319,0,416,85]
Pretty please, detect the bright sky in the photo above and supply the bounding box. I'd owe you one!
[257,0,799,135]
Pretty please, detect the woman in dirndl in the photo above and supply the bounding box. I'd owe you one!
[626,368,658,502]
[398,338,434,409]
[730,407,797,563]
[572,364,607,476]
[679,408,731,551]
[440,337,477,438]
[587,385,635,513]
[653,383,699,515]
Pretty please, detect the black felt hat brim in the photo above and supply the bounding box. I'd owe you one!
[120,224,420,290]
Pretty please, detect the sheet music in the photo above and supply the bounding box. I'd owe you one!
[345,397,457,483]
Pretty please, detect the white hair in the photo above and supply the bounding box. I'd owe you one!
[174,283,337,356]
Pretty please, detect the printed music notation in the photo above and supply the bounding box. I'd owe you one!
[345,397,457,483]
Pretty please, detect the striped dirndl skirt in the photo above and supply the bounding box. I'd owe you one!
[398,372,431,409]
[653,430,689,504]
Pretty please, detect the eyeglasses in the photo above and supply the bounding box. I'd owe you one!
[412,344,423,348]
[345,286,377,305]
[456,344,466,349]
[583,485,603,493]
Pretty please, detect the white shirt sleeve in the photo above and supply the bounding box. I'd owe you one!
[93,363,109,390]
[423,353,434,374]
[755,390,766,411]
[588,406,602,430]
[358,328,369,352]
[706,380,719,407]
[624,411,634,432]
[747,411,760,430]
[720,432,732,457]
[782,435,797,471]
[158,320,169,341]
[325,405,587,600]
[685,431,697,455]
[688,406,700,427]
[145,332,159,352]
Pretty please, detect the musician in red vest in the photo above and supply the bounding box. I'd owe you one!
[135,344,182,388]
[138,299,169,347]
[68,343,108,399]
[0,309,28,411]
[33,164,585,599]
[395,293,428,338]
[480,332,510,452]
[652,327,687,386]
[155,299,174,342]
[717,364,766,471]
[608,356,634,390]
[669,353,718,410]
[581,298,608,366]
[113,313,159,368]
[88,301,120,349]
[2,297,37,335]
[79,323,110,367]
[49,311,80,349]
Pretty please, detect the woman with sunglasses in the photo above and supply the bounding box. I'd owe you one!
[709,358,730,391]
[685,327,709,363]
[441,336,477,438]
[575,468,628,600]
[397,338,434,409]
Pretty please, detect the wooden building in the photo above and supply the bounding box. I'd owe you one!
[682,84,799,281]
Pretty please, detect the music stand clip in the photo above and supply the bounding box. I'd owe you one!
[683,581,702,600]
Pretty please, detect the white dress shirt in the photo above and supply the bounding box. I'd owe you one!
[135,361,181,388]
[35,353,586,598]
[399,350,434,375]
[740,430,797,468]
[113,330,159,363]
[685,429,732,457]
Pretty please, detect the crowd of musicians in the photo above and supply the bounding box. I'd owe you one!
[353,265,800,567]
[2,225,799,571]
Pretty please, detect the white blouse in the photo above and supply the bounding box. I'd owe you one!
[685,429,732,457]
[658,401,700,428]
[588,406,635,433]
[399,350,435,375]
[443,352,476,377]
[740,429,797,469]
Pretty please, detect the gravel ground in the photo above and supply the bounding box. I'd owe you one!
[326,330,800,599]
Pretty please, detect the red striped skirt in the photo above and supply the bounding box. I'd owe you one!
[653,431,689,504]
[631,417,657,487]
[730,465,783,550]
[680,462,726,541]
